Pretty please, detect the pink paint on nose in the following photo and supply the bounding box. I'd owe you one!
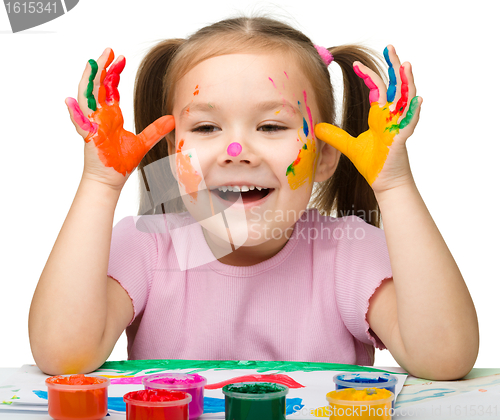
[227,142,242,156]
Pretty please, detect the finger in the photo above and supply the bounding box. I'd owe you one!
[399,96,422,133]
[138,115,176,151]
[353,61,387,106]
[65,97,97,138]
[314,123,353,157]
[399,62,416,122]
[384,45,402,104]
[392,63,410,120]
[81,59,98,112]
[97,48,115,107]
[103,56,126,105]
[76,62,91,116]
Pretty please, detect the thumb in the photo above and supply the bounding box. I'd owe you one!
[138,115,175,151]
[314,123,353,158]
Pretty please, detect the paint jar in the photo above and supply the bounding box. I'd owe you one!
[333,373,397,395]
[222,382,288,420]
[142,373,207,419]
[45,374,110,420]
[333,372,397,409]
[123,389,192,420]
[326,388,394,419]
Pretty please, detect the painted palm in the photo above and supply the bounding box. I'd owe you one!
[315,46,420,187]
[67,49,174,176]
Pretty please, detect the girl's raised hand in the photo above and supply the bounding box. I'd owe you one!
[65,48,175,191]
[314,45,422,193]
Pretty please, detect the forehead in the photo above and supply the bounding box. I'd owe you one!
[173,53,317,110]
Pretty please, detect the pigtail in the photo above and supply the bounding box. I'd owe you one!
[135,39,186,215]
[311,45,386,228]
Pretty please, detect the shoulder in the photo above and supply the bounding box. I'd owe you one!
[113,211,194,239]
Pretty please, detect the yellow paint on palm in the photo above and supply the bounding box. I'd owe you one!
[315,101,400,186]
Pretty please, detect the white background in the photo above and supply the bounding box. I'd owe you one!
[0,0,498,371]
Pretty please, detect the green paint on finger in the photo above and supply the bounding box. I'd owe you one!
[85,59,98,112]
[399,97,420,129]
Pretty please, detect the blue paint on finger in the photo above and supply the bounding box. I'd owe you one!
[384,47,397,103]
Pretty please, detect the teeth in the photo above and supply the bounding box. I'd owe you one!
[215,185,269,192]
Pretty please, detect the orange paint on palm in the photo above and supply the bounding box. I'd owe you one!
[86,102,154,176]
[176,139,202,200]
[79,49,175,177]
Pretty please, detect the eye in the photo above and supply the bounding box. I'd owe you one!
[258,124,288,132]
[192,124,221,134]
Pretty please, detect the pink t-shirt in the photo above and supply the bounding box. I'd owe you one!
[107,208,392,365]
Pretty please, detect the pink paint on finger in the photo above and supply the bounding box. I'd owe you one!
[353,65,379,104]
[67,97,97,134]
[104,56,126,104]
[227,142,242,156]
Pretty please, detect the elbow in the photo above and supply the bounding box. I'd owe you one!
[406,338,479,381]
[30,340,107,376]
[32,349,103,376]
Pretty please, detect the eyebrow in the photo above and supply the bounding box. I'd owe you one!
[179,100,300,118]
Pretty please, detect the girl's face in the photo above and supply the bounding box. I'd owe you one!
[170,53,334,265]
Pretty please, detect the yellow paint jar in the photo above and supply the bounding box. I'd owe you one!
[325,388,394,419]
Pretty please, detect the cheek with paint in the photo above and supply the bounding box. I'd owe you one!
[176,140,203,201]
[285,91,318,190]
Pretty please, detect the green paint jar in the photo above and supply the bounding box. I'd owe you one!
[222,382,288,420]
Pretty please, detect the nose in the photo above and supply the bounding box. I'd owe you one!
[227,142,242,156]
[219,139,260,166]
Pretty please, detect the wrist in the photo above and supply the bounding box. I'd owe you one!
[79,175,122,205]
[374,178,418,207]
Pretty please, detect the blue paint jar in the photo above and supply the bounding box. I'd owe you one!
[333,373,397,395]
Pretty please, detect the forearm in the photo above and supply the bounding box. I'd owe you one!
[376,180,479,379]
[29,176,121,374]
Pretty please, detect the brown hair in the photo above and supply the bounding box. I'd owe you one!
[134,16,385,227]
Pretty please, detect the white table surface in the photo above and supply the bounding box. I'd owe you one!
[2,366,500,419]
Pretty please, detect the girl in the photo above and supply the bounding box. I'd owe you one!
[29,16,479,380]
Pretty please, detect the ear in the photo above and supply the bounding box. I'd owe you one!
[314,140,341,182]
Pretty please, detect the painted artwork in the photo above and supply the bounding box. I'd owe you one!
[0,360,406,418]
[2,360,500,418]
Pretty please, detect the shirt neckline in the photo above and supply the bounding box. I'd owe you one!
[200,214,304,277]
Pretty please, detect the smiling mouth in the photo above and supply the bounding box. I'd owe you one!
[211,188,274,204]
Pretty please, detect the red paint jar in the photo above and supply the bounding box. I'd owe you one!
[123,389,192,420]
[45,374,109,420]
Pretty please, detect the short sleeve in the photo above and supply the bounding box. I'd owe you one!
[333,216,392,351]
[107,216,159,326]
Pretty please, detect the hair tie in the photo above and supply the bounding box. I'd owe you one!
[314,45,334,66]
